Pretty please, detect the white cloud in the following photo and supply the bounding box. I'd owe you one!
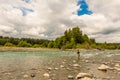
[0,0,120,42]
[0,24,18,36]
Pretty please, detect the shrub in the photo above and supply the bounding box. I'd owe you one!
[4,42,15,47]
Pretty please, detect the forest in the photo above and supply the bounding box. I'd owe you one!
[0,27,120,49]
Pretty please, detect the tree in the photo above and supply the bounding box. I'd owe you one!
[48,41,54,48]
[71,27,83,43]
[17,41,32,47]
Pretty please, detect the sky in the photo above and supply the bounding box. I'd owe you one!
[0,0,120,43]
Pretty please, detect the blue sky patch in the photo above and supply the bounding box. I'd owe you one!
[20,7,34,16]
[77,0,92,16]
[22,0,30,3]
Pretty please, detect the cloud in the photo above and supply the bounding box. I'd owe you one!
[83,0,120,42]
[0,0,120,43]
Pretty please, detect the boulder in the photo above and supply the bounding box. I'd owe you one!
[98,64,109,71]
[76,73,93,79]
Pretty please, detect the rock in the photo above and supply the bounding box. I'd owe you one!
[114,67,120,71]
[23,74,29,78]
[98,64,109,71]
[114,63,120,71]
[54,68,59,70]
[68,75,74,79]
[60,65,65,68]
[73,64,79,67]
[4,72,11,75]
[115,63,120,67]
[62,61,65,64]
[76,73,93,79]
[85,60,89,63]
[73,60,76,63]
[31,73,35,78]
[47,67,52,71]
[66,67,71,70]
[43,73,50,78]
[80,77,95,80]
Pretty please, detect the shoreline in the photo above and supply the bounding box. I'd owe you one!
[0,47,119,52]
[0,47,60,52]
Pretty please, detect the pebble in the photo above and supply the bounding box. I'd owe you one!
[68,75,74,79]
[54,68,59,70]
[114,63,120,71]
[43,73,50,78]
[73,64,79,67]
[62,61,65,64]
[4,72,11,75]
[115,63,120,67]
[31,73,36,78]
[66,67,71,70]
[85,60,89,63]
[73,60,76,63]
[23,74,29,78]
[47,67,52,71]
[60,65,65,68]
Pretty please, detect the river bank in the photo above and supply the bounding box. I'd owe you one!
[0,47,60,52]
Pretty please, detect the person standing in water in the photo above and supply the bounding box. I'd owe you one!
[77,50,80,60]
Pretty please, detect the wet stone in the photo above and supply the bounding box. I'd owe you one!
[31,73,36,78]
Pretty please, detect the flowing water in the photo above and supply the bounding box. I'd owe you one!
[0,50,120,80]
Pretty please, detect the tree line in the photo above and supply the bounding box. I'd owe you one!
[0,27,120,49]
